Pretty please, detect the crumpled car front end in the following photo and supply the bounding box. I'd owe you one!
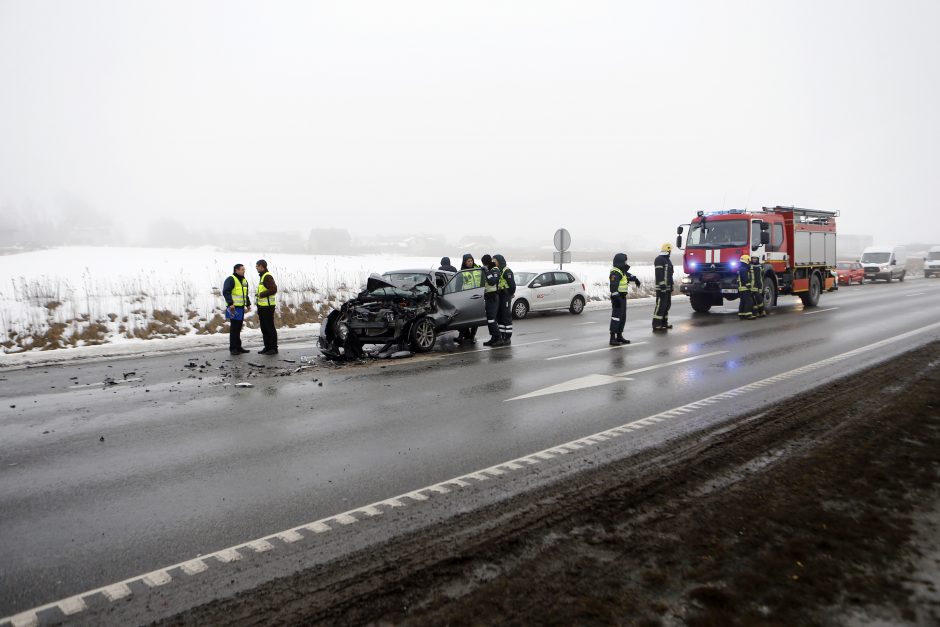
[318,274,438,360]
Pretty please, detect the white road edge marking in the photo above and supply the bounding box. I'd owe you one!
[4,321,940,627]
[572,321,598,326]
[546,342,648,361]
[909,292,926,296]
[439,337,561,357]
[803,307,839,315]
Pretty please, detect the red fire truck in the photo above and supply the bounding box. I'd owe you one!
[676,206,838,313]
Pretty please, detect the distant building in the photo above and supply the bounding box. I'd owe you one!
[308,229,353,254]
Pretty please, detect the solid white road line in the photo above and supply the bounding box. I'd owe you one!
[546,342,648,361]
[909,292,926,296]
[614,350,729,377]
[440,337,561,357]
[803,307,839,315]
[572,321,598,326]
[5,321,940,627]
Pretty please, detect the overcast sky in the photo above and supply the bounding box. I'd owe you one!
[1,0,938,247]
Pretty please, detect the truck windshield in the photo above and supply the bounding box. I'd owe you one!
[929,252,940,261]
[861,252,890,264]
[686,219,748,248]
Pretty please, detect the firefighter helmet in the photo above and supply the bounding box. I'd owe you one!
[740,254,751,263]
[661,242,672,253]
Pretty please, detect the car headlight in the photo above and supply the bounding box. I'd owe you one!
[681,277,692,284]
[336,322,350,340]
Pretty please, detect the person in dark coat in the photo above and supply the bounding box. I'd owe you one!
[438,257,457,272]
[653,243,675,331]
[493,254,516,345]
[737,255,754,320]
[456,253,482,344]
[255,259,279,354]
[609,253,641,345]
[222,264,251,354]
[482,254,502,346]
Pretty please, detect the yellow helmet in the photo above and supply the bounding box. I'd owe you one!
[740,254,751,263]
[661,242,673,253]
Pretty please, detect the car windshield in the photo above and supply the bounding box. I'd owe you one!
[929,252,940,261]
[516,272,536,284]
[861,252,890,264]
[687,219,748,247]
[837,262,852,269]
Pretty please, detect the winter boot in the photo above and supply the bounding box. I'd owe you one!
[609,333,620,346]
[616,334,631,345]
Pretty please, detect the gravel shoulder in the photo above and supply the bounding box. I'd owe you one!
[162,341,940,626]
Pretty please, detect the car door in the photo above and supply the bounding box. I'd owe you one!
[437,268,485,328]
[528,273,555,311]
[553,272,576,308]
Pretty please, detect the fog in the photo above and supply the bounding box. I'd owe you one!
[1,0,939,253]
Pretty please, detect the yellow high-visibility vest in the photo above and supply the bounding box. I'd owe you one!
[611,267,629,293]
[230,275,248,307]
[257,272,276,307]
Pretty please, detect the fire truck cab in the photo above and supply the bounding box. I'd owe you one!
[676,206,838,313]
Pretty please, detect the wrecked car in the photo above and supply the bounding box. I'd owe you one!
[318,268,486,360]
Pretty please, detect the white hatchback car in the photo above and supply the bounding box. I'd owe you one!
[512,270,588,319]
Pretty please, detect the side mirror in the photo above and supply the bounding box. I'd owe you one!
[760,231,770,245]
[760,221,770,231]
[676,235,683,250]
[676,225,684,235]
[531,283,542,288]
[891,259,896,266]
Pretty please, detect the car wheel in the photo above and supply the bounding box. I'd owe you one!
[513,299,529,319]
[409,317,437,353]
[569,295,585,315]
[886,274,892,283]
[690,294,711,313]
[899,271,905,282]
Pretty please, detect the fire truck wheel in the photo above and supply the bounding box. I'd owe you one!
[690,295,712,313]
[800,274,821,307]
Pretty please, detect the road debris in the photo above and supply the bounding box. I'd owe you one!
[235,382,254,388]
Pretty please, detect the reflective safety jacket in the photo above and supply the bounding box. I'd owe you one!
[737,265,753,291]
[654,254,674,291]
[229,275,248,307]
[484,266,500,293]
[460,264,482,289]
[498,267,516,295]
[609,267,639,294]
[257,271,277,307]
[751,263,764,293]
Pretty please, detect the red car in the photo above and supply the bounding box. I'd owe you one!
[836,261,865,285]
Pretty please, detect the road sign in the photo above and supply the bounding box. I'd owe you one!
[553,228,571,253]
[553,251,571,265]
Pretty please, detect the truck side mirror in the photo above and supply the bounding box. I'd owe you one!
[676,225,684,235]
[760,231,770,245]
[760,221,770,231]
[676,235,683,250]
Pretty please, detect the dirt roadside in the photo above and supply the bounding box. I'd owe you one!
[163,342,940,626]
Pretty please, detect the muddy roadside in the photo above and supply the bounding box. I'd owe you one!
[163,342,940,626]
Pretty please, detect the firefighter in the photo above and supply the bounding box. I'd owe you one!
[653,243,675,331]
[456,253,482,344]
[737,254,754,320]
[481,254,502,346]
[493,254,516,345]
[609,253,641,345]
[751,256,766,318]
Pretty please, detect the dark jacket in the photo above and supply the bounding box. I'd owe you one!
[493,254,516,296]
[222,275,251,307]
[257,270,278,302]
[438,257,457,272]
[654,254,674,291]
[609,253,640,294]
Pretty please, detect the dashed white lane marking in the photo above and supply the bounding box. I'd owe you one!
[803,307,839,315]
[614,351,729,377]
[440,337,562,357]
[546,342,647,361]
[572,321,598,326]
[101,582,132,601]
[4,321,940,627]
[909,292,926,296]
[180,559,208,575]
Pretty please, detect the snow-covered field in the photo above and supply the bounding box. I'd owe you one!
[0,247,679,354]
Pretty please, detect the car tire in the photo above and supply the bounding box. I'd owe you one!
[513,299,529,320]
[409,317,437,353]
[569,295,585,315]
[886,274,892,283]
[899,271,905,282]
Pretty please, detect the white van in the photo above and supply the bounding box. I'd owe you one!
[860,245,907,282]
[925,246,940,278]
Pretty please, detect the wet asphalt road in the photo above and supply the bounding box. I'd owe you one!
[2,277,940,621]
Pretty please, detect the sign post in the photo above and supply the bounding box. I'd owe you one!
[553,228,571,270]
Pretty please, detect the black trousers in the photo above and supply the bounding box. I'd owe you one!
[610,294,627,334]
[653,290,672,327]
[229,318,244,351]
[497,291,513,339]
[485,293,500,338]
[738,291,753,318]
[258,306,278,350]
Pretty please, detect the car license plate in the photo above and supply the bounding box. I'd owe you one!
[722,288,738,294]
